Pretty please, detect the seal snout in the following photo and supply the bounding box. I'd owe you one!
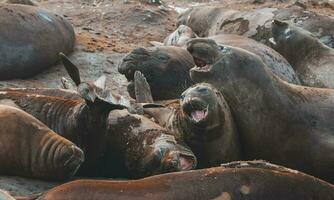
[162,150,197,171]
[182,97,209,123]
[57,145,84,176]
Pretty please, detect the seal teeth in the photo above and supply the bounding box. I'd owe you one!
[269,37,277,45]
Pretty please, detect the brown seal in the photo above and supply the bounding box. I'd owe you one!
[35,161,334,200]
[0,4,74,80]
[0,104,84,180]
[188,43,334,183]
[118,46,195,100]
[0,56,197,178]
[271,20,334,88]
[177,5,334,48]
[135,72,240,168]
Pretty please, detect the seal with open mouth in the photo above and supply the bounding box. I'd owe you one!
[118,46,195,100]
[135,72,239,168]
[35,161,334,200]
[155,25,300,85]
[186,37,300,85]
[188,44,334,183]
[271,20,334,88]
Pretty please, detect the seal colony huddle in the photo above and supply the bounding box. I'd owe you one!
[1,1,334,199]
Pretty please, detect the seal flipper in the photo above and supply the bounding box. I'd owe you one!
[59,53,127,110]
[61,77,76,90]
[134,71,154,103]
[149,41,164,47]
[59,52,81,86]
[94,75,106,90]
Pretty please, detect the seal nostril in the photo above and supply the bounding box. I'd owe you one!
[59,145,84,168]
[187,46,193,53]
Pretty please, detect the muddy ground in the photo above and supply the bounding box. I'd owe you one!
[0,0,333,197]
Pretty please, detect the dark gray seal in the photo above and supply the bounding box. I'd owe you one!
[135,72,240,168]
[153,25,300,84]
[118,46,195,100]
[271,20,334,88]
[187,37,300,84]
[0,4,75,79]
[188,43,334,183]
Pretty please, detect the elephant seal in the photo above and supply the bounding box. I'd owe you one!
[35,161,334,200]
[154,25,300,84]
[177,6,334,48]
[135,72,240,168]
[0,4,75,79]
[188,43,334,183]
[0,56,197,178]
[271,20,334,88]
[118,46,195,100]
[187,38,300,84]
[0,104,84,180]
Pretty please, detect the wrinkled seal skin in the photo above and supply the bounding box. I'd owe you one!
[0,4,75,79]
[118,46,195,100]
[0,104,84,180]
[0,91,196,178]
[189,44,334,183]
[272,20,334,88]
[36,161,334,200]
[177,6,334,48]
[144,83,240,168]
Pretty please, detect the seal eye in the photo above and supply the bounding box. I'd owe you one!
[197,87,209,93]
[180,94,185,100]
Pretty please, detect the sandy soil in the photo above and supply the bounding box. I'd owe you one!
[0,0,332,198]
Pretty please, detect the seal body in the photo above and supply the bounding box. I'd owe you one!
[0,104,84,180]
[118,46,195,100]
[37,161,334,200]
[0,4,75,79]
[177,6,334,48]
[272,20,334,88]
[0,91,196,178]
[188,44,334,183]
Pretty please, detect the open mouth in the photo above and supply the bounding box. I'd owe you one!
[179,154,196,170]
[182,99,209,123]
[192,56,213,72]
